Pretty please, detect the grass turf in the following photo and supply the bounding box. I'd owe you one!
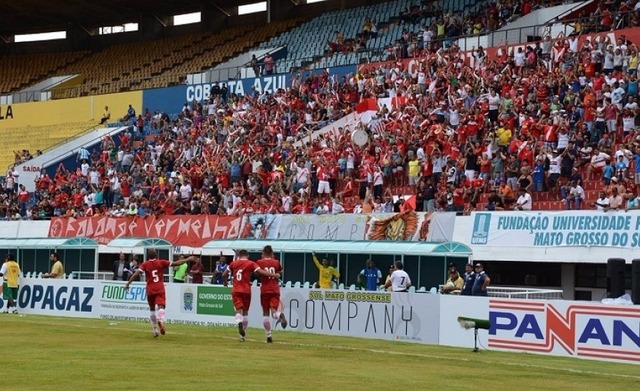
[2,314,637,390]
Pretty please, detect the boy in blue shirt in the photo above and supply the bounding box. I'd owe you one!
[614,155,628,182]
[532,158,545,192]
[603,160,614,185]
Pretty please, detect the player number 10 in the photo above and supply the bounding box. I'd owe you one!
[265,267,275,279]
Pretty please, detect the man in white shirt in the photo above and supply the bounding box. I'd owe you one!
[293,162,309,193]
[316,202,330,215]
[384,261,412,292]
[565,180,585,210]
[611,82,626,109]
[179,182,192,202]
[592,191,610,211]
[514,188,532,211]
[331,198,345,214]
[586,147,611,180]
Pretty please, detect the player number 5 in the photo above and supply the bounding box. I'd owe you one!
[152,270,160,283]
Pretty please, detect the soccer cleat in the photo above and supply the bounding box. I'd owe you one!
[11,308,18,314]
[158,321,166,335]
[153,328,159,338]
[238,322,246,338]
[266,336,273,343]
[276,313,288,330]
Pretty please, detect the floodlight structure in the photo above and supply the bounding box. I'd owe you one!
[457,316,491,352]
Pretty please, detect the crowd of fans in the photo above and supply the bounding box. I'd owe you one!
[388,0,640,61]
[3,0,640,220]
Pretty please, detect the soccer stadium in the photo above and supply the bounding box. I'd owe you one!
[1,0,640,388]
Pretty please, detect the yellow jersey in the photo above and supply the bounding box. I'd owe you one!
[313,255,339,289]
[1,261,20,287]
[51,261,64,278]
[408,160,420,177]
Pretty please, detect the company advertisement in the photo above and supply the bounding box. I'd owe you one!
[47,212,446,245]
[0,91,142,129]
[142,65,357,115]
[469,211,640,249]
[263,288,440,343]
[439,295,640,363]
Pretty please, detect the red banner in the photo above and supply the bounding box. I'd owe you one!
[48,216,243,247]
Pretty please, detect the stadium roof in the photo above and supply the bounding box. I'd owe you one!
[0,0,260,36]
[0,237,98,249]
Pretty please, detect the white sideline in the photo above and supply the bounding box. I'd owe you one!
[13,316,640,381]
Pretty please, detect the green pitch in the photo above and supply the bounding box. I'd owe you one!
[3,315,637,390]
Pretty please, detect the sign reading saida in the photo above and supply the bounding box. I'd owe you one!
[194,286,235,316]
[488,299,640,363]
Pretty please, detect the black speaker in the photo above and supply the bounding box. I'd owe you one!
[607,258,626,299]
[631,259,640,305]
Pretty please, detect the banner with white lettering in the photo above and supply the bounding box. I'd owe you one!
[469,211,640,248]
[48,215,243,247]
[47,212,448,243]
[439,295,640,363]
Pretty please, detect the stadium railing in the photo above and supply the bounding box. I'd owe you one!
[437,285,563,299]
[487,286,564,300]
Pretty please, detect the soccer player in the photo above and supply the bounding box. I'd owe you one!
[125,249,196,337]
[312,251,340,289]
[384,261,412,292]
[0,254,20,314]
[223,249,280,342]
[256,245,287,343]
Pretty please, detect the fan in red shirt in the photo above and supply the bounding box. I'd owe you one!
[223,249,280,342]
[125,249,196,338]
[256,245,288,343]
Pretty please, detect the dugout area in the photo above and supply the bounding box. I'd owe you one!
[201,239,472,291]
[0,237,98,277]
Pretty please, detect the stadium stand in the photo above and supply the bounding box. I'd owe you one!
[0,121,97,170]
[0,51,89,94]
[2,0,640,219]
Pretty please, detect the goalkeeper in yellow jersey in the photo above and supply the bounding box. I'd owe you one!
[312,252,340,289]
